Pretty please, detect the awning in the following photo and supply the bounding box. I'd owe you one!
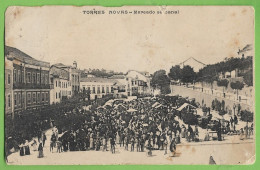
[97,106,104,110]
[127,108,137,112]
[152,102,160,108]
[155,104,166,109]
[177,103,196,111]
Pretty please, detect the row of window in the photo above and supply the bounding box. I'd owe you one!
[13,92,49,107]
[131,80,145,86]
[13,69,49,84]
[71,74,80,82]
[55,90,71,99]
[83,86,113,94]
[55,80,70,88]
[72,85,80,91]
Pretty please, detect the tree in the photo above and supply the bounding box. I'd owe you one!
[230,81,244,100]
[151,70,170,94]
[168,65,182,81]
[243,69,253,86]
[197,65,218,92]
[240,110,253,122]
[217,79,229,96]
[217,79,229,88]
[181,65,196,84]
[196,56,252,85]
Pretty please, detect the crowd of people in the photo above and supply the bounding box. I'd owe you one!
[47,97,184,156]
[11,95,254,159]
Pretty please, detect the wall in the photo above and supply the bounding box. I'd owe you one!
[170,85,254,112]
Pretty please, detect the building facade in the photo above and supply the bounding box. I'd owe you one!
[126,70,152,96]
[52,61,80,97]
[80,77,120,100]
[5,46,51,117]
[70,61,81,95]
[108,75,128,97]
[5,56,14,119]
[50,65,71,104]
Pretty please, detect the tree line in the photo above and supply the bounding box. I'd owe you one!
[151,56,253,94]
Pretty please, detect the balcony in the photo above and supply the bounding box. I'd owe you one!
[13,83,51,89]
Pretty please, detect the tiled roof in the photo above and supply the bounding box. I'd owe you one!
[5,46,50,68]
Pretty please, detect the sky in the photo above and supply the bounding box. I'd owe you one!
[5,6,254,74]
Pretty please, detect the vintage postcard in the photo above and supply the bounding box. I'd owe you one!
[4,6,255,165]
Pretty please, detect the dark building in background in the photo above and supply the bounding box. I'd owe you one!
[5,46,51,117]
[5,56,14,119]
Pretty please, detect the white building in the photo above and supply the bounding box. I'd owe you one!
[109,75,128,96]
[50,65,71,104]
[126,70,152,96]
[52,62,80,96]
[80,77,117,100]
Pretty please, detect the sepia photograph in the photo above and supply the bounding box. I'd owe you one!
[4,6,255,165]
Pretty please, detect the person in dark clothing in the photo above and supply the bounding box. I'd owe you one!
[147,138,152,156]
[24,140,30,155]
[42,133,47,147]
[38,143,44,158]
[140,136,145,152]
[217,121,222,141]
[170,138,176,156]
[19,143,24,156]
[234,115,238,125]
[62,139,68,152]
[230,117,234,128]
[110,137,116,154]
[130,137,135,152]
[121,132,125,147]
[188,125,194,142]
[50,133,57,152]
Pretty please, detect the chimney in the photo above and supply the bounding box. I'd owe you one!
[73,61,77,68]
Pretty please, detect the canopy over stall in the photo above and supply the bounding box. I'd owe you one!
[152,102,160,108]
[127,108,138,112]
[177,103,197,111]
[114,104,127,110]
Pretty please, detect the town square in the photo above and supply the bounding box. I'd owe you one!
[4,6,255,165]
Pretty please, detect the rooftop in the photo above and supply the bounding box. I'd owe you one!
[5,46,50,68]
[52,63,71,68]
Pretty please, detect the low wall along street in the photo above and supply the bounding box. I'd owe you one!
[170,85,254,113]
